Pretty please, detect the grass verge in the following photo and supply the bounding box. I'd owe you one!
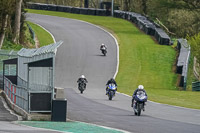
[27,21,54,47]
[27,9,200,109]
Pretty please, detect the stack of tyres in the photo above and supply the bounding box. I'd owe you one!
[80,8,88,15]
[154,28,170,45]
[114,10,120,18]
[96,9,106,16]
[71,7,80,14]
[130,13,141,24]
[88,8,96,15]
[32,3,41,10]
[39,3,48,10]
[64,6,72,13]
[48,4,57,11]
[57,5,66,12]
[144,24,156,36]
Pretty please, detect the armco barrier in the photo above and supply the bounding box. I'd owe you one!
[27,23,35,41]
[176,39,190,89]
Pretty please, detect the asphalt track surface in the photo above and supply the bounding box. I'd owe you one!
[20,13,200,133]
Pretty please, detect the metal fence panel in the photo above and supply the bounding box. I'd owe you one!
[4,77,29,112]
[0,50,18,89]
[29,67,53,91]
[192,81,200,91]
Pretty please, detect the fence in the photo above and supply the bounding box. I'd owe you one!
[4,77,29,112]
[0,50,18,89]
[192,81,200,91]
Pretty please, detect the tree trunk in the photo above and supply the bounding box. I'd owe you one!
[0,14,9,49]
[13,0,22,44]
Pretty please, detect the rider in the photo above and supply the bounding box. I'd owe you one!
[100,43,107,51]
[131,85,147,108]
[77,75,88,88]
[106,78,117,95]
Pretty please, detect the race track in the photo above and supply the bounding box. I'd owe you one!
[27,13,200,133]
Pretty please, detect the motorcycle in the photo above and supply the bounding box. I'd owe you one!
[101,47,107,56]
[78,80,86,94]
[106,83,117,100]
[133,91,147,116]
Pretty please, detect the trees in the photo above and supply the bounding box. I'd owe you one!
[0,0,28,49]
[13,0,23,44]
[0,0,15,49]
[128,0,200,38]
[0,14,8,49]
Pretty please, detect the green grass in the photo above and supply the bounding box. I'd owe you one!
[2,38,23,50]
[27,9,200,109]
[24,22,35,48]
[27,21,54,47]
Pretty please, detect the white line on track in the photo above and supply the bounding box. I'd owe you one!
[33,22,56,43]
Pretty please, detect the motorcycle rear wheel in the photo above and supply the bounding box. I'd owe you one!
[137,104,142,116]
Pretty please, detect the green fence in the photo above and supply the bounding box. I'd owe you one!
[192,81,200,91]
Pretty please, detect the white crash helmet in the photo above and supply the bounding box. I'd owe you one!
[138,85,144,90]
[101,43,105,46]
[81,75,85,78]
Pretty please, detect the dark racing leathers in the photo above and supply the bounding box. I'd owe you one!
[131,88,147,107]
[77,78,88,88]
[106,79,117,94]
[100,45,107,51]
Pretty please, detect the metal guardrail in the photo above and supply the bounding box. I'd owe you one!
[192,81,200,91]
[176,39,191,90]
[27,23,35,41]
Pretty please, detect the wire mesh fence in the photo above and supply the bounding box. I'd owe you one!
[0,50,18,89]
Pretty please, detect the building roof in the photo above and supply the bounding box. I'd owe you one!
[18,41,63,57]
